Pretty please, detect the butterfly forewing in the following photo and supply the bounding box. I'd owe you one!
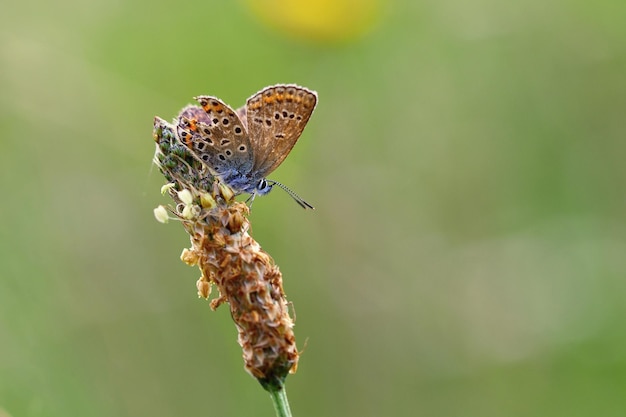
[245,85,317,178]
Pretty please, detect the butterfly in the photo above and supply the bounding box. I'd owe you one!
[175,84,317,209]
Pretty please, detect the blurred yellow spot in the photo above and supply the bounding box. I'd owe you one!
[244,0,382,43]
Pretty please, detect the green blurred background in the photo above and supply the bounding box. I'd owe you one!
[2,0,626,416]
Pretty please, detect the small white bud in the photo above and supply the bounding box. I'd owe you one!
[182,204,195,219]
[177,189,193,205]
[153,206,169,224]
[160,183,175,195]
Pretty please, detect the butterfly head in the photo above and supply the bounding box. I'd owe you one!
[255,178,274,196]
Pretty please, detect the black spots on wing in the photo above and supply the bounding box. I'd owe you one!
[272,109,294,120]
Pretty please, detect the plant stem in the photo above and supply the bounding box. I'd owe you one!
[269,386,292,417]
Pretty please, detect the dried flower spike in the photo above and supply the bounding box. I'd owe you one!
[152,112,299,391]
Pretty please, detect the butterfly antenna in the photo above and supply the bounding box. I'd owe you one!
[268,180,315,210]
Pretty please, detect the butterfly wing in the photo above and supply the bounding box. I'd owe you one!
[178,97,254,177]
[245,84,317,178]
